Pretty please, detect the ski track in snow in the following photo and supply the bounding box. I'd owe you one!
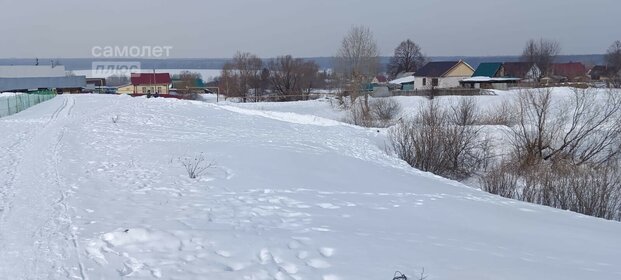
[0,94,620,279]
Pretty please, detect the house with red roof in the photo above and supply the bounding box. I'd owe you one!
[550,62,587,82]
[130,72,171,94]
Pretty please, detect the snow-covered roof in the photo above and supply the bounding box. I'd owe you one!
[461,76,521,82]
[0,65,67,78]
[389,75,416,85]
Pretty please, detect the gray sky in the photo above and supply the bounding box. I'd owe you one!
[0,0,619,58]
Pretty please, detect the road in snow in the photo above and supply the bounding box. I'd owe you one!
[0,95,620,279]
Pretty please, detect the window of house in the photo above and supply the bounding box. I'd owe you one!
[142,87,147,93]
[157,87,162,92]
[422,78,427,86]
[432,78,439,87]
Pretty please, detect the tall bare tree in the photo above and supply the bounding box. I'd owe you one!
[387,39,427,79]
[334,25,380,108]
[605,40,621,73]
[521,38,561,78]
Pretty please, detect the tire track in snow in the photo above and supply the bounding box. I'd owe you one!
[0,96,86,279]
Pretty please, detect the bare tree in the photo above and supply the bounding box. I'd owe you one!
[334,25,380,108]
[268,55,319,101]
[175,71,202,94]
[509,88,621,167]
[219,52,264,102]
[606,41,621,70]
[106,74,130,87]
[521,38,561,78]
[387,39,427,79]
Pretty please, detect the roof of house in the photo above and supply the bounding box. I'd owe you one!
[415,61,463,77]
[0,76,86,92]
[472,62,503,78]
[503,62,536,78]
[389,76,416,85]
[588,65,616,77]
[461,76,521,83]
[130,73,171,85]
[374,75,388,83]
[552,62,587,79]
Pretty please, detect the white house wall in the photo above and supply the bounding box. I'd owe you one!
[413,76,468,90]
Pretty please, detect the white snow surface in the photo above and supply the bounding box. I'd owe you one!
[0,93,620,279]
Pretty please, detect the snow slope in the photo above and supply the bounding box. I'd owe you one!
[0,95,620,280]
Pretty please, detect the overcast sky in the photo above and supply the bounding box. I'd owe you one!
[0,0,619,58]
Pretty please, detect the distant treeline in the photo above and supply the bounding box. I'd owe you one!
[0,55,605,71]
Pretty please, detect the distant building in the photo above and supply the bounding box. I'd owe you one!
[503,62,541,82]
[471,62,505,78]
[550,62,588,82]
[116,84,134,95]
[371,75,388,85]
[588,65,618,81]
[388,75,415,91]
[413,61,474,90]
[0,65,86,93]
[130,73,171,94]
[461,62,519,89]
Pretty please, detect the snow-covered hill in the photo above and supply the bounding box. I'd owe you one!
[0,95,620,279]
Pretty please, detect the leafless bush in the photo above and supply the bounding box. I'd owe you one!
[179,153,214,179]
[480,162,519,198]
[346,98,402,128]
[389,98,490,180]
[483,159,621,221]
[479,88,621,220]
[345,99,374,127]
[371,98,402,126]
[509,87,621,167]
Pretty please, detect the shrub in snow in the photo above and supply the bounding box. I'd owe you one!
[388,98,490,180]
[480,87,621,221]
[345,97,402,128]
[179,153,213,179]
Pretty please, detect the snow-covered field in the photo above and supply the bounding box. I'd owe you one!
[0,94,620,279]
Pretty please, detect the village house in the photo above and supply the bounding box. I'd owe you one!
[502,62,541,82]
[130,73,171,94]
[460,62,520,90]
[389,75,415,91]
[371,75,388,85]
[588,65,619,81]
[549,62,588,82]
[413,61,474,90]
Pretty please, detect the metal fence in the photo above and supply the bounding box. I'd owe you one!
[0,90,56,118]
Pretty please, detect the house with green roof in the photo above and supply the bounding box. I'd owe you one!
[461,62,519,90]
[471,62,505,78]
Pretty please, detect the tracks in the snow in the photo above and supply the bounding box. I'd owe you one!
[0,95,86,279]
